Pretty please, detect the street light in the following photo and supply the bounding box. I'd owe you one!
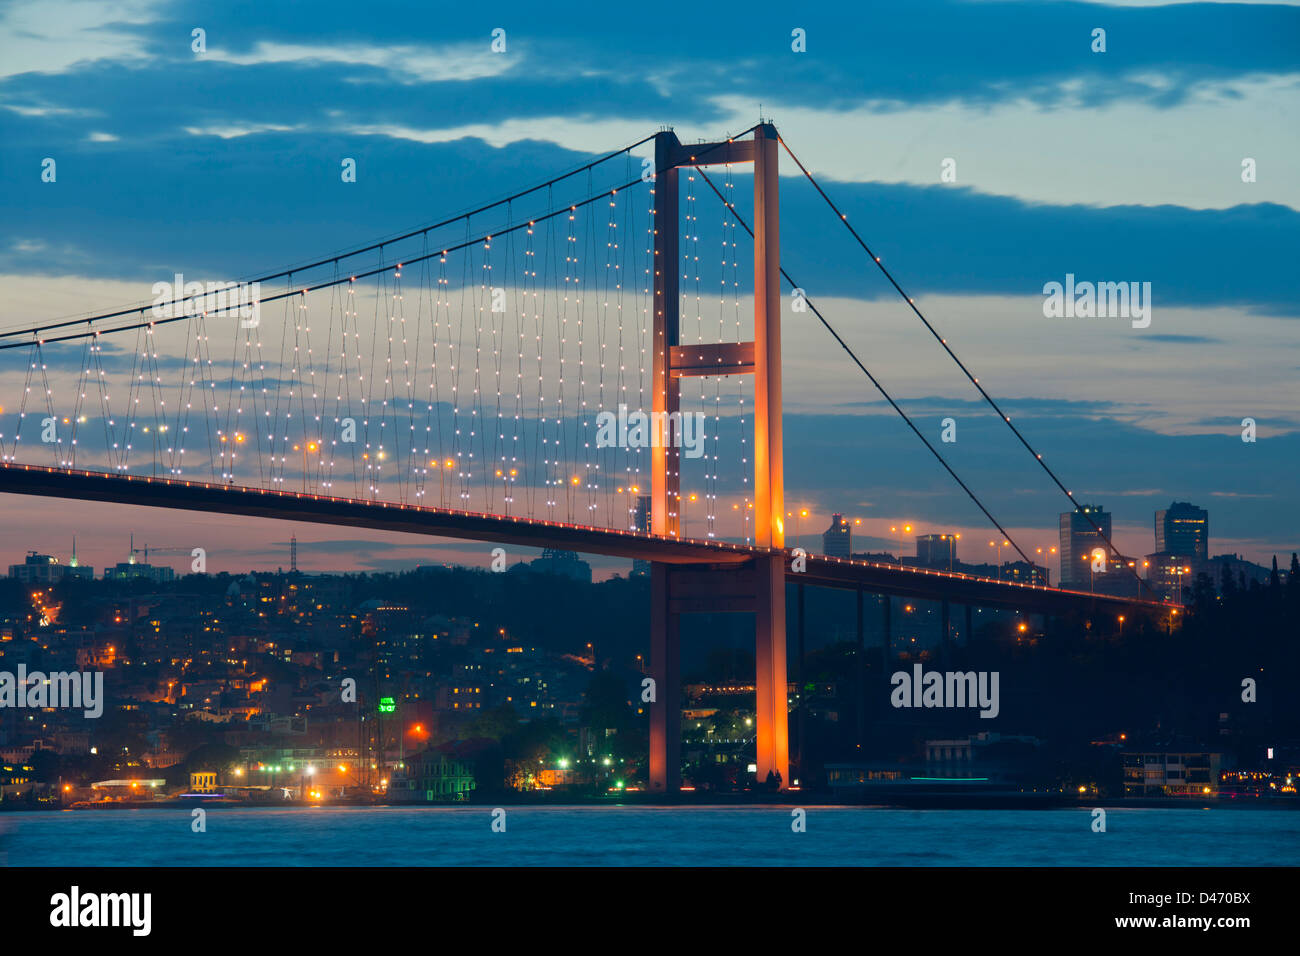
[989,539,1009,579]
[1084,549,1107,592]
[890,524,913,562]
[940,533,960,570]
[293,440,319,493]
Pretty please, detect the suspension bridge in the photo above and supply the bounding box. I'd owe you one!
[0,122,1172,792]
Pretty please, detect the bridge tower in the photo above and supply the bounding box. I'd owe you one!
[648,123,788,792]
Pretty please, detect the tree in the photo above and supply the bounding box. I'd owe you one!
[466,703,520,742]
[28,748,61,784]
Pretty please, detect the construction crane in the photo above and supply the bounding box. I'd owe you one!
[130,543,199,563]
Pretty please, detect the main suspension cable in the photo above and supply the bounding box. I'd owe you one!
[693,167,1033,569]
[777,136,1154,599]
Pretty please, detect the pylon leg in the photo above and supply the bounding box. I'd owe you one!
[648,561,681,793]
[754,554,789,789]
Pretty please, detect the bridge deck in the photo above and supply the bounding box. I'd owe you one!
[0,463,1174,616]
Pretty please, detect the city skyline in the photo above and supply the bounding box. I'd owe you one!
[7,493,1285,601]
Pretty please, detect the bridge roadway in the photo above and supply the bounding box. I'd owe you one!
[0,463,1172,616]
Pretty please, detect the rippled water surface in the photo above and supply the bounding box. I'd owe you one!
[2,806,1294,866]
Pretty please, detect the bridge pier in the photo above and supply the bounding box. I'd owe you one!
[648,562,681,793]
[647,557,789,793]
[941,599,951,664]
[856,587,865,747]
[754,555,790,790]
[882,595,892,673]
[794,581,805,782]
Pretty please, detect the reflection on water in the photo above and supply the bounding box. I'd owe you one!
[3,806,1295,867]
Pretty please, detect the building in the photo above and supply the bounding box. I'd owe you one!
[1000,560,1050,587]
[103,560,175,584]
[530,549,592,583]
[823,514,851,558]
[632,494,651,534]
[390,745,476,802]
[631,494,651,577]
[1059,505,1112,587]
[1197,553,1273,590]
[1123,752,1221,797]
[1145,551,1195,602]
[924,732,1043,781]
[1093,554,1145,598]
[915,533,958,569]
[8,550,94,584]
[1155,501,1208,562]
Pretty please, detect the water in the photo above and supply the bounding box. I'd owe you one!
[2,806,1295,866]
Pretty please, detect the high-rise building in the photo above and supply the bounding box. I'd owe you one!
[1155,501,1208,562]
[823,514,851,558]
[633,495,651,534]
[915,533,958,568]
[1059,504,1112,587]
[631,495,652,577]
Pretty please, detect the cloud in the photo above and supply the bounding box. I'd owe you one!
[0,0,162,79]
[203,40,515,84]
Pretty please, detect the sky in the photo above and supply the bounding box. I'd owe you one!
[0,0,1296,581]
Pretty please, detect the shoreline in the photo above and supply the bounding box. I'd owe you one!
[5,793,1297,813]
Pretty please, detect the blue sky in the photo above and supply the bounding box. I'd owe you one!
[0,0,1296,578]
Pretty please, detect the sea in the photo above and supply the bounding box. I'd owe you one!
[1,805,1294,866]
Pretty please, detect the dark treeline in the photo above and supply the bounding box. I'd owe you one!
[795,555,1300,791]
